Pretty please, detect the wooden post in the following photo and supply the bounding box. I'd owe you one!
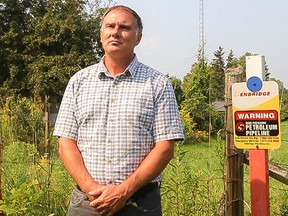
[224,66,244,216]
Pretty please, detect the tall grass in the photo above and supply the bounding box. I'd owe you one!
[0,141,74,215]
[1,97,287,215]
[162,121,288,215]
[162,140,225,216]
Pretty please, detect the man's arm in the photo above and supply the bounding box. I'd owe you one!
[121,139,175,196]
[58,137,101,196]
[89,140,175,215]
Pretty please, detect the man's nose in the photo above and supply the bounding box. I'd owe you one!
[111,26,120,37]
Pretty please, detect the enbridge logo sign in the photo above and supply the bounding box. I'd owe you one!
[232,81,281,149]
[239,91,270,97]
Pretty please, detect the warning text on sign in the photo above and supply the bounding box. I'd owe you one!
[234,110,279,137]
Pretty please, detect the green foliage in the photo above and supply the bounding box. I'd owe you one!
[182,59,210,101]
[267,78,288,121]
[0,97,287,215]
[168,75,185,106]
[1,5,288,211]
[178,47,287,144]
[226,50,238,69]
[0,141,74,215]
[162,144,196,215]
[0,0,31,96]
[25,0,103,101]
[181,93,209,132]
[181,59,211,132]
[0,96,44,149]
[0,0,106,102]
[162,123,288,215]
[181,56,225,135]
[162,142,224,215]
[279,82,288,121]
[179,107,197,144]
[210,46,225,101]
[281,95,288,121]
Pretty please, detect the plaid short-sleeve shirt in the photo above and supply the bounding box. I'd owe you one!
[53,56,184,185]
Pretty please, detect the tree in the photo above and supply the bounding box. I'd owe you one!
[270,78,288,121]
[181,58,211,132]
[168,75,184,106]
[226,50,238,69]
[210,46,225,101]
[264,63,270,80]
[0,0,34,96]
[0,0,107,103]
[280,87,288,121]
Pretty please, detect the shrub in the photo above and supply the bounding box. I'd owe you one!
[0,141,73,215]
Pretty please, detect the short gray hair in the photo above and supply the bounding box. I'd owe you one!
[101,5,143,33]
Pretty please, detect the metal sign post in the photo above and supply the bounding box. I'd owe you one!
[249,148,270,215]
[232,55,281,216]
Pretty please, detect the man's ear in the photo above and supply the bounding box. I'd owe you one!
[100,29,103,43]
[136,32,142,46]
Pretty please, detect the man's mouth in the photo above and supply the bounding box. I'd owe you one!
[109,40,121,45]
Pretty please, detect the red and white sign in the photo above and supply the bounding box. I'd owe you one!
[232,81,281,149]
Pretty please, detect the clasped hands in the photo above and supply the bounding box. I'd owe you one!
[88,184,129,216]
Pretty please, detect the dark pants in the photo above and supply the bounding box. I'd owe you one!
[67,183,162,216]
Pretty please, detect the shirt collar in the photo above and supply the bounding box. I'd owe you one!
[97,55,139,78]
[126,55,139,78]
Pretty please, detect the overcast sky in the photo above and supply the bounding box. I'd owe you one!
[113,0,288,88]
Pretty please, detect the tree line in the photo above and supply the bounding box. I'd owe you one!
[170,48,288,142]
[1,0,287,143]
[0,0,108,103]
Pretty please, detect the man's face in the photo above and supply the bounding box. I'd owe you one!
[100,9,142,57]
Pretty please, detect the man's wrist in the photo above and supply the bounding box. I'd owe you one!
[78,180,101,194]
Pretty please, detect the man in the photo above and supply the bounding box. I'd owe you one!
[53,5,184,216]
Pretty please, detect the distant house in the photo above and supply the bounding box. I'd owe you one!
[213,101,225,112]
[48,104,60,125]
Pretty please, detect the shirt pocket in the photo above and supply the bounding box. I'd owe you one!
[120,93,154,132]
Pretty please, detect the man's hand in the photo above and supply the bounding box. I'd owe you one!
[89,184,129,216]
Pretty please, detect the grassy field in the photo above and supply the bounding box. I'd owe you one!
[1,109,286,215]
[162,121,288,215]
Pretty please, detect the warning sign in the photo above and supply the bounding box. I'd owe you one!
[234,110,279,136]
[232,81,281,149]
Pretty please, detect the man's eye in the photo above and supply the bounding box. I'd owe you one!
[106,24,114,29]
[120,25,130,30]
